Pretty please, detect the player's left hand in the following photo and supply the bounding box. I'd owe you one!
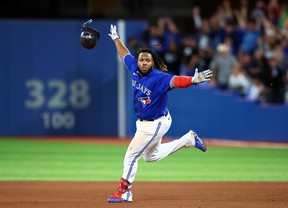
[192,68,213,84]
[108,24,120,41]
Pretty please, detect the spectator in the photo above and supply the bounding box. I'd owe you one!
[248,49,265,78]
[158,17,182,53]
[191,6,202,32]
[127,37,143,55]
[228,63,251,96]
[197,19,211,51]
[278,4,288,30]
[216,0,233,24]
[194,48,213,75]
[251,0,267,21]
[266,0,281,25]
[260,16,281,60]
[274,46,288,103]
[219,22,241,55]
[180,58,195,76]
[246,77,266,102]
[208,15,222,51]
[181,35,198,65]
[162,39,182,75]
[238,0,249,22]
[181,48,213,77]
[274,46,288,75]
[280,18,288,39]
[209,43,237,89]
[141,22,163,52]
[261,55,285,103]
[281,20,288,59]
[239,18,262,54]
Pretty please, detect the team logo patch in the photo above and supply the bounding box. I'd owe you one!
[138,97,151,107]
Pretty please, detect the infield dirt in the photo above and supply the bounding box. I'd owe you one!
[0,181,287,208]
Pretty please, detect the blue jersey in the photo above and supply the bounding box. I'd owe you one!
[123,54,175,120]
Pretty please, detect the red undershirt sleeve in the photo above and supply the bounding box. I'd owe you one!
[173,76,194,88]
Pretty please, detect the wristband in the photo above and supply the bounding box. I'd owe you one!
[173,76,193,88]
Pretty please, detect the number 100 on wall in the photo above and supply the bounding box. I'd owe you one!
[42,111,75,130]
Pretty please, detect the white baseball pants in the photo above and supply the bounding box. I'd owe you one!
[122,113,195,183]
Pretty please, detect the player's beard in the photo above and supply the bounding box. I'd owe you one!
[138,66,152,76]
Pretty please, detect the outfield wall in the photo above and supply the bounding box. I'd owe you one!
[0,19,287,142]
[0,19,146,136]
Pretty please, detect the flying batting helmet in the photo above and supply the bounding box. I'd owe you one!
[80,19,100,50]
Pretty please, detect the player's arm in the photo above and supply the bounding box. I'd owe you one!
[172,68,213,88]
[109,25,130,59]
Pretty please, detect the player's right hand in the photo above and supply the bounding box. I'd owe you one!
[108,24,120,41]
[192,68,213,84]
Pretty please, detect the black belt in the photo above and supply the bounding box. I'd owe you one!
[139,112,168,121]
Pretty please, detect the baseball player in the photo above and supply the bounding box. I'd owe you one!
[107,25,212,203]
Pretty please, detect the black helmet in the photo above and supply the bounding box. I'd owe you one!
[80,19,100,50]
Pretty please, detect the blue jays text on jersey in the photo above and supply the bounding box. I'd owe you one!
[132,80,152,96]
[123,54,175,120]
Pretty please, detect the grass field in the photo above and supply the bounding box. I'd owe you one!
[0,138,287,181]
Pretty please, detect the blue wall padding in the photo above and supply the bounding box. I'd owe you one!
[0,19,287,142]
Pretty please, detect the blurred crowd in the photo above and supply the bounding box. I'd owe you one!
[127,0,288,105]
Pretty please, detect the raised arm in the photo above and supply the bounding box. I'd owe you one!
[108,25,130,59]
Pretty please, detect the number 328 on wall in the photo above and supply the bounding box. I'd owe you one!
[25,79,91,109]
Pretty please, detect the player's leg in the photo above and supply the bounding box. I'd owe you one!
[122,118,171,181]
[107,135,144,203]
[143,129,193,162]
[108,120,167,203]
[107,135,145,203]
[143,119,206,162]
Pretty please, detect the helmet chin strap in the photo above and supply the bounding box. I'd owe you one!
[81,19,93,29]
